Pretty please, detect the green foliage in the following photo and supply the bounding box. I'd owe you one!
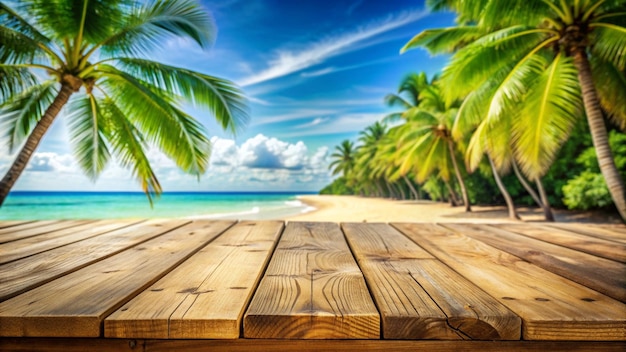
[319,177,353,195]
[563,130,626,210]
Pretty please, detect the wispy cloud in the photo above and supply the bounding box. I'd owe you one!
[281,113,384,138]
[237,9,428,87]
[300,56,400,78]
[251,109,336,126]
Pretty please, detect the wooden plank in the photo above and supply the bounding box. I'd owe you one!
[393,223,626,341]
[547,223,626,244]
[449,223,626,302]
[244,222,379,339]
[0,220,91,243]
[0,220,143,264]
[2,338,625,352]
[342,222,521,340]
[0,219,187,302]
[0,220,234,337]
[105,221,283,339]
[493,223,626,263]
[0,221,36,230]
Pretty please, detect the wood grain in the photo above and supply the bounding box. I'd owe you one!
[2,338,625,352]
[393,223,626,341]
[450,223,626,302]
[0,220,234,337]
[0,220,187,302]
[0,220,92,243]
[244,222,379,339]
[104,221,283,339]
[342,222,521,340]
[0,221,35,230]
[0,220,142,264]
[493,223,626,263]
[546,223,626,244]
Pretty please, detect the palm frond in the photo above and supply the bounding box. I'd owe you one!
[99,97,161,203]
[115,58,248,133]
[99,0,215,57]
[0,25,50,64]
[20,0,129,43]
[590,23,626,70]
[402,26,482,54]
[67,95,111,179]
[0,64,38,104]
[592,57,626,130]
[441,26,552,104]
[384,94,413,110]
[0,80,57,151]
[514,54,582,179]
[0,1,50,44]
[98,65,211,175]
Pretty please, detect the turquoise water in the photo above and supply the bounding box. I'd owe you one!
[0,192,316,220]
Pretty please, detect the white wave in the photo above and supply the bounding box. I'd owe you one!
[284,200,303,207]
[186,206,260,220]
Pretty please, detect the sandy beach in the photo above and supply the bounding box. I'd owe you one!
[285,195,625,224]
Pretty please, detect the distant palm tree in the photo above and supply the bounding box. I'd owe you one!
[329,140,356,178]
[403,0,626,220]
[392,79,472,211]
[355,122,388,197]
[0,0,248,206]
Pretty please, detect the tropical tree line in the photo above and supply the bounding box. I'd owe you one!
[0,0,248,207]
[324,0,626,221]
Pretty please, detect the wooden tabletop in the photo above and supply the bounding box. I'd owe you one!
[0,220,624,351]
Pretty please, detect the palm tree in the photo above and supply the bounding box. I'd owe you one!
[355,122,388,197]
[392,78,472,211]
[403,0,626,220]
[329,140,356,178]
[0,0,248,206]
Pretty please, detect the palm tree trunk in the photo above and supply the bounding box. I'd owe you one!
[489,156,520,220]
[403,175,418,200]
[512,162,554,221]
[573,50,626,222]
[512,162,543,207]
[444,180,459,206]
[0,85,74,207]
[384,179,394,199]
[396,181,407,200]
[448,141,471,212]
[535,178,555,222]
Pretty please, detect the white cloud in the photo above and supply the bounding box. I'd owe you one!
[251,109,336,126]
[237,9,428,87]
[281,113,384,137]
[26,153,75,173]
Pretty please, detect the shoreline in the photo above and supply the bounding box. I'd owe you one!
[285,195,625,224]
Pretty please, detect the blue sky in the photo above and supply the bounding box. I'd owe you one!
[1,0,455,192]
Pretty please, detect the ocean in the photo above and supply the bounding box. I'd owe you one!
[0,191,317,220]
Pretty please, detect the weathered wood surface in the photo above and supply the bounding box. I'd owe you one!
[452,223,626,302]
[0,220,141,264]
[547,223,626,244]
[393,223,626,341]
[0,220,92,243]
[244,222,380,339]
[342,222,521,340]
[0,219,624,347]
[495,223,626,263]
[0,221,34,229]
[105,221,283,339]
[0,220,187,301]
[0,221,234,337]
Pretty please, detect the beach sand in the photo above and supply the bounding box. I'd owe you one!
[285,195,624,224]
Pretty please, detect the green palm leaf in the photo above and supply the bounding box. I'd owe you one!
[67,95,111,179]
[100,0,214,57]
[116,58,248,133]
[592,57,626,130]
[99,98,161,203]
[591,24,626,70]
[0,80,57,151]
[514,54,582,179]
[402,26,482,54]
[0,64,38,103]
[98,65,211,175]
